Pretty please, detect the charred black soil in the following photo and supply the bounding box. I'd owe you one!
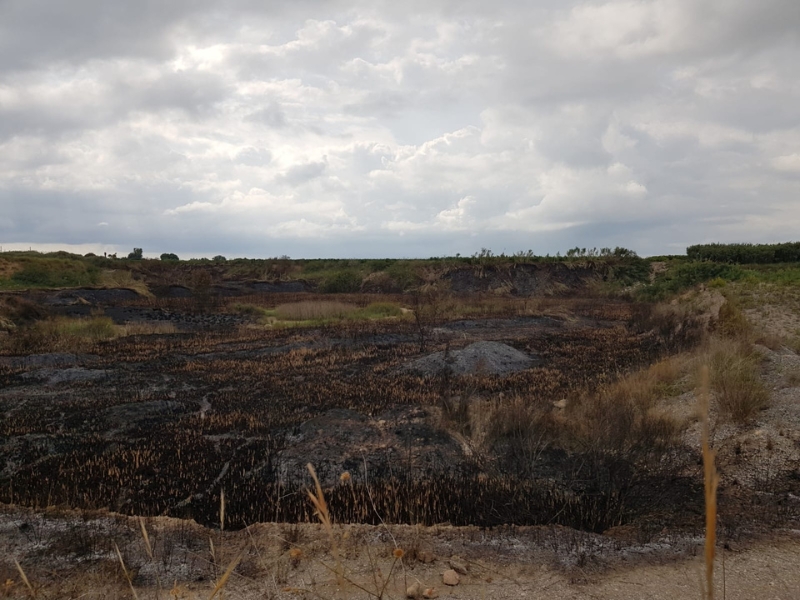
[0,289,794,542]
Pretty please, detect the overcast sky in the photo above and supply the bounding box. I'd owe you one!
[1,0,799,258]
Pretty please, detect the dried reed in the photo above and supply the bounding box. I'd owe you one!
[699,365,719,600]
[13,559,35,599]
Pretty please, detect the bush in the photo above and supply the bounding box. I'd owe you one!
[320,270,362,294]
[359,271,402,293]
[160,253,179,261]
[638,261,745,300]
[687,242,800,264]
[706,339,769,423]
[213,255,227,262]
[9,259,99,288]
[128,248,143,260]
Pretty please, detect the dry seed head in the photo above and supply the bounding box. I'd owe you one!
[340,471,351,483]
[289,548,302,559]
[393,548,405,559]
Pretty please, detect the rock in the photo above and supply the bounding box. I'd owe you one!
[423,588,439,599]
[417,550,436,564]
[448,556,468,575]
[442,570,460,586]
[406,582,422,598]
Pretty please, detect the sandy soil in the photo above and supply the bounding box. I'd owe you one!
[1,504,798,599]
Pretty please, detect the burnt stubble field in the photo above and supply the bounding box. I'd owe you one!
[1,286,708,537]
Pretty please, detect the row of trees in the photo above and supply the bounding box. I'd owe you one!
[124,248,227,262]
[687,242,800,264]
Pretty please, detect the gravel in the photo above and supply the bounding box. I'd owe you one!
[404,341,538,376]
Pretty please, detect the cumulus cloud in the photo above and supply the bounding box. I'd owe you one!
[1,0,799,257]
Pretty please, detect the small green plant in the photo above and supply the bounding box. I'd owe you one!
[358,302,403,319]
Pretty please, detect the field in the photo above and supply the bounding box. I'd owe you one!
[0,253,799,598]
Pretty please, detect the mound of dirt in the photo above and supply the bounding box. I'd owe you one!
[405,341,537,376]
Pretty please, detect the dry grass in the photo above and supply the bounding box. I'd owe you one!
[715,295,751,338]
[99,269,152,298]
[701,337,769,423]
[0,315,178,354]
[37,315,119,343]
[275,301,359,321]
[0,259,23,279]
[120,321,178,336]
[562,356,686,456]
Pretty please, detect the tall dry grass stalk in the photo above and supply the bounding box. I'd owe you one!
[139,517,163,599]
[306,463,344,586]
[114,541,140,600]
[13,559,35,598]
[208,552,244,600]
[699,365,719,600]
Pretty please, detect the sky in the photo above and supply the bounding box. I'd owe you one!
[1,0,799,259]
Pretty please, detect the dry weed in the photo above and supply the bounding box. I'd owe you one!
[275,301,358,321]
[99,269,153,298]
[702,337,769,423]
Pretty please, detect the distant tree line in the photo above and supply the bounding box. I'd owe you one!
[686,242,800,264]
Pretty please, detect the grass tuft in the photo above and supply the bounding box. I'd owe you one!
[704,338,769,423]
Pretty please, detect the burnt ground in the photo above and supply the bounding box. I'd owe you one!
[0,290,797,547]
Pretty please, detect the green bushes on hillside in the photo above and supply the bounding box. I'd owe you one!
[638,261,745,301]
[687,242,800,264]
[8,259,99,288]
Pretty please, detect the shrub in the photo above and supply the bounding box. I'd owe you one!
[127,248,143,260]
[213,255,227,262]
[638,261,745,300]
[229,303,268,317]
[706,339,769,423]
[359,271,402,293]
[687,241,800,264]
[485,396,555,476]
[10,259,99,288]
[320,271,362,294]
[715,297,750,338]
[160,253,179,261]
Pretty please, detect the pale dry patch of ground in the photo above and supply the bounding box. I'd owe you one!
[1,505,798,600]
